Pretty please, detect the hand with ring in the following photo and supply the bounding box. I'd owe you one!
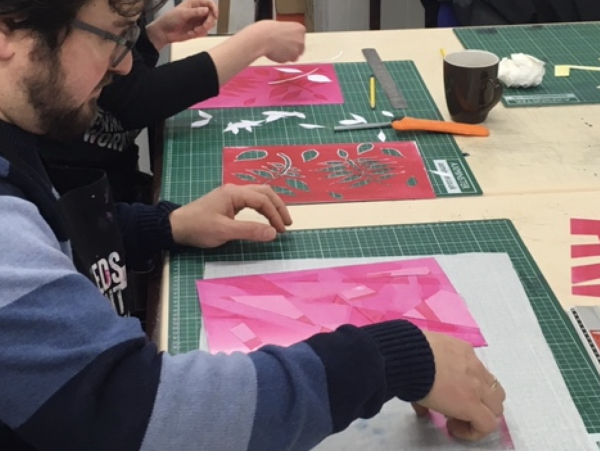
[411,331,506,441]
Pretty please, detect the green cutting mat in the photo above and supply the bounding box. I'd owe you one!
[455,23,600,107]
[167,219,600,433]
[161,61,481,204]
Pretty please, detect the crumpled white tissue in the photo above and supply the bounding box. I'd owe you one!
[498,53,545,88]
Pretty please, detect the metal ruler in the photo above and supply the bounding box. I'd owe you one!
[362,48,408,109]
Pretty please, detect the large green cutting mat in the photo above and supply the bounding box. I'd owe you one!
[161,61,480,204]
[167,219,600,433]
[455,23,600,107]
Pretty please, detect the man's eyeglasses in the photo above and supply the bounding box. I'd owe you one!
[71,19,140,68]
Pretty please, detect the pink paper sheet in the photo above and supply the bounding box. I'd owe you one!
[571,218,600,297]
[572,263,600,284]
[196,258,486,354]
[572,244,600,258]
[571,218,600,239]
[572,284,600,297]
[191,64,344,109]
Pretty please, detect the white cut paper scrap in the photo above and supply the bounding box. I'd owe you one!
[239,119,265,127]
[264,114,284,123]
[191,119,211,128]
[299,123,325,129]
[339,119,364,125]
[351,113,367,123]
[268,68,319,85]
[191,110,213,128]
[263,111,306,123]
[223,122,239,134]
[307,74,332,83]
[197,110,213,119]
[263,111,305,118]
[378,130,386,142]
[275,67,303,73]
[382,111,394,117]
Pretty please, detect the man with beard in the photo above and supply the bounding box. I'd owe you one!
[0,0,506,450]
[39,0,307,204]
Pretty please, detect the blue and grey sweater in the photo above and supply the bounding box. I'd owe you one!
[0,119,435,451]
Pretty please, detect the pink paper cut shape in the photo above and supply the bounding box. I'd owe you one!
[367,267,431,277]
[339,285,376,301]
[571,263,600,284]
[573,284,600,297]
[572,244,600,258]
[197,258,487,354]
[231,295,304,319]
[571,218,600,239]
[191,64,344,109]
[223,142,435,205]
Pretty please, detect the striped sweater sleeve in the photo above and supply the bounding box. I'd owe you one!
[0,193,434,451]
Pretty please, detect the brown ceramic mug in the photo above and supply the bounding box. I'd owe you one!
[443,50,503,124]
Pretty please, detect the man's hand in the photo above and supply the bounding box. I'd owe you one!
[146,0,218,51]
[252,20,306,63]
[412,331,506,441]
[169,184,293,248]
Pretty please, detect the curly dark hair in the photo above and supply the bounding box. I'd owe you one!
[0,0,167,49]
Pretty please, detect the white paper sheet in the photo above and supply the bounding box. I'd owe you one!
[202,254,594,450]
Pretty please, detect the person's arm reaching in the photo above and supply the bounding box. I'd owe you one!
[206,19,305,86]
[0,191,505,451]
[112,184,292,266]
[98,19,305,130]
[145,0,218,50]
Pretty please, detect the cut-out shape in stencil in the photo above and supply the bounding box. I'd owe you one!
[196,258,486,354]
[222,141,435,204]
[190,64,344,109]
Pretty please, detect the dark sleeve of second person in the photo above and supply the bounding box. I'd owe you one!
[113,201,181,267]
[98,41,220,130]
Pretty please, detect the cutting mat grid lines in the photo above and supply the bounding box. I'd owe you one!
[162,61,480,205]
[455,23,600,107]
[167,219,600,433]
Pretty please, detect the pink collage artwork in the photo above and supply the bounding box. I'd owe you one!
[196,258,515,449]
[196,258,486,354]
[190,64,344,109]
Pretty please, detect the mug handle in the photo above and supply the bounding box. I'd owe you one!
[482,78,503,113]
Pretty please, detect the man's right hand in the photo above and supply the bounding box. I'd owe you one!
[412,331,506,441]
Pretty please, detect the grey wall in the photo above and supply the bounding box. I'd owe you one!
[313,0,424,31]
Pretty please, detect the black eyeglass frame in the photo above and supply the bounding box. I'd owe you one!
[71,18,140,67]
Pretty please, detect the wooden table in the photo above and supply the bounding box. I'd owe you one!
[155,190,600,349]
[154,27,600,349]
[171,28,600,195]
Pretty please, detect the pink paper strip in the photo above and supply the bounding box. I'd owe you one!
[571,218,600,239]
[572,244,600,258]
[191,64,344,109]
[571,263,600,284]
[572,284,600,298]
[197,258,486,354]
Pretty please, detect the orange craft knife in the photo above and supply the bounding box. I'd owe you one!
[333,116,489,137]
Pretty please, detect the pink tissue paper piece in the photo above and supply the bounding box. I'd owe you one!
[196,258,487,354]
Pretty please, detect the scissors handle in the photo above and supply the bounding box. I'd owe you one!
[392,117,489,137]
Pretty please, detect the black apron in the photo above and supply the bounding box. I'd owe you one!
[48,166,135,317]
